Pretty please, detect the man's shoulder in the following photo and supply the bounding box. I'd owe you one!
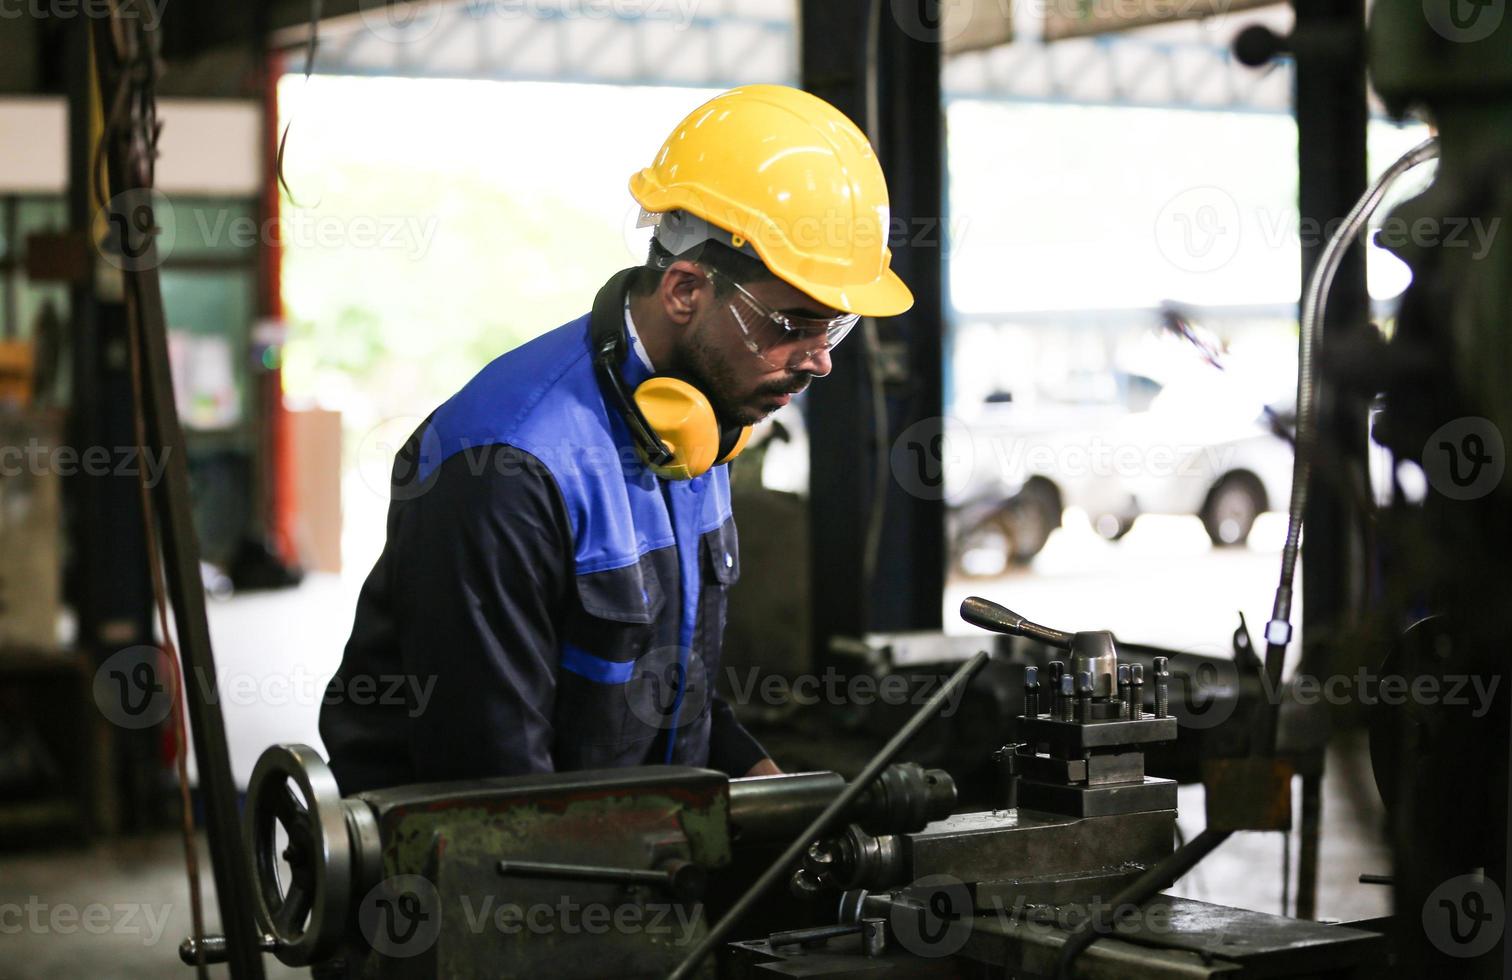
[415,314,609,483]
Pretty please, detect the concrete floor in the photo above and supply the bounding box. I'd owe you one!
[0,502,1391,977]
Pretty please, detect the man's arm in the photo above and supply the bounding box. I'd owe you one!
[392,445,572,779]
[707,693,778,777]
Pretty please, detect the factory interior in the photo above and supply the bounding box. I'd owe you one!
[1,0,1509,977]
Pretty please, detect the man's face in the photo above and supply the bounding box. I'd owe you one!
[672,271,839,426]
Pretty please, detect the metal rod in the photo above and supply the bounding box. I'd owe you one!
[497,860,671,887]
[667,650,989,980]
[1055,828,1232,979]
[1296,772,1322,918]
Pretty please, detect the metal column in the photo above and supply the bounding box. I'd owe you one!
[63,17,157,831]
[1292,0,1368,921]
[801,0,948,655]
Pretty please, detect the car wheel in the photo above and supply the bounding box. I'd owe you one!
[1201,473,1265,547]
[951,511,1016,578]
[950,496,1056,578]
[1004,481,1058,565]
[1093,513,1137,541]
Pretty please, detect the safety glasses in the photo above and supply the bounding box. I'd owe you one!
[701,265,859,371]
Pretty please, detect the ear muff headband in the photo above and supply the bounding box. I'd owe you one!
[590,268,752,480]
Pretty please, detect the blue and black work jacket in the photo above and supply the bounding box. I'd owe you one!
[319,301,766,795]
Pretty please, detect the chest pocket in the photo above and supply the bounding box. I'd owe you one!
[694,518,740,693]
[554,558,668,763]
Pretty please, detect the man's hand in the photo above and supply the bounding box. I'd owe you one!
[744,758,782,777]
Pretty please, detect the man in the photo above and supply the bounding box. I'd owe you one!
[320,84,912,795]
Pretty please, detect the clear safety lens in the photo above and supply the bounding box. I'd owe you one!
[706,266,859,370]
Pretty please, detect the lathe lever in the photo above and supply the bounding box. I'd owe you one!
[960,596,1074,648]
[496,857,706,902]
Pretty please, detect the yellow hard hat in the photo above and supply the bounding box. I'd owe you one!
[629,84,914,318]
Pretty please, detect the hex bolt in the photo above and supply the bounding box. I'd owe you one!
[1130,663,1145,719]
[1058,675,1075,722]
[1153,656,1170,719]
[1048,660,1065,717]
[1075,670,1093,723]
[1024,665,1041,717]
[1117,664,1133,720]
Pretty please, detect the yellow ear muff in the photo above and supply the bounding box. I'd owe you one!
[633,377,722,480]
[716,425,753,466]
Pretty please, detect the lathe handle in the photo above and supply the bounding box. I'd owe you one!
[960,596,1074,648]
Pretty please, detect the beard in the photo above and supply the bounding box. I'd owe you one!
[674,318,810,426]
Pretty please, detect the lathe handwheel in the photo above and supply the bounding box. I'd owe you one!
[244,744,352,966]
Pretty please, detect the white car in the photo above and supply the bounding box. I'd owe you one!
[950,372,1295,574]
[1108,374,1293,545]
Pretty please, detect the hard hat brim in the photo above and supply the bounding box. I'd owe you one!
[807,267,915,319]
